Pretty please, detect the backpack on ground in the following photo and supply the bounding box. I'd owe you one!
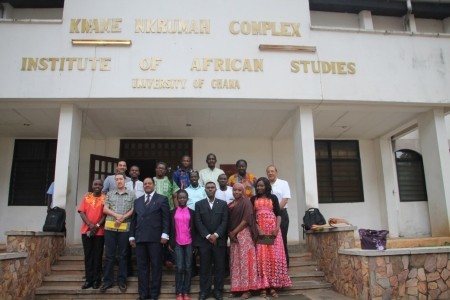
[43,206,66,233]
[302,207,326,231]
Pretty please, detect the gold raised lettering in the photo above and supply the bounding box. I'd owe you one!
[229,21,301,37]
[135,19,210,34]
[290,60,356,75]
[70,18,122,33]
[191,58,263,72]
[20,57,112,71]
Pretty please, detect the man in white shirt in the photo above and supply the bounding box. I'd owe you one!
[125,165,145,199]
[215,173,233,204]
[266,164,291,267]
[199,153,224,187]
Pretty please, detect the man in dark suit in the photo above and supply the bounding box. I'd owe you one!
[129,177,170,300]
[194,182,228,300]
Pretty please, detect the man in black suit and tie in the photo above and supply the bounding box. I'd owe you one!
[194,182,228,300]
[129,177,170,300]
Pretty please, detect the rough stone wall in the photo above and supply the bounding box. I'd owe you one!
[364,253,450,300]
[306,229,450,299]
[0,232,65,300]
[306,229,358,298]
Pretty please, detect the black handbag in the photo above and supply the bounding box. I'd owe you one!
[43,206,66,233]
[256,234,275,245]
[359,229,389,250]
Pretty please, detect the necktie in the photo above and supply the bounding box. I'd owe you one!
[145,194,151,206]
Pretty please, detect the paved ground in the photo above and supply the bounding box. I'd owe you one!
[215,289,353,300]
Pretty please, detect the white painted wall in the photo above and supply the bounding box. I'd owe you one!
[10,8,63,20]
[310,11,360,29]
[372,15,405,31]
[317,140,384,237]
[0,138,49,243]
[416,18,445,33]
[0,0,448,104]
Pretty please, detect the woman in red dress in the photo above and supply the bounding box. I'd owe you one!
[251,177,291,298]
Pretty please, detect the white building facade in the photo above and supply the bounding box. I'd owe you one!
[1,0,449,244]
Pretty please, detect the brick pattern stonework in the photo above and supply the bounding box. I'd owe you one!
[0,231,65,300]
[306,227,356,296]
[306,228,450,299]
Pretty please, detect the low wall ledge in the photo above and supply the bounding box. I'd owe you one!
[339,246,450,256]
[5,230,65,237]
[305,226,357,234]
[0,252,28,260]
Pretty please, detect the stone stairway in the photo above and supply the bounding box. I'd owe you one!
[34,245,332,299]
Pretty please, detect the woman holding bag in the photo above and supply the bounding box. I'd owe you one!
[251,177,291,298]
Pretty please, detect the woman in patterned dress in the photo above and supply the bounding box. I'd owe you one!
[251,177,291,298]
[228,183,259,299]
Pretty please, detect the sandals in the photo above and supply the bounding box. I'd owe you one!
[260,290,268,299]
[240,291,251,299]
[270,289,279,298]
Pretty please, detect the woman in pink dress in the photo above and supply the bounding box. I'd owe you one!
[228,183,259,299]
[251,177,291,298]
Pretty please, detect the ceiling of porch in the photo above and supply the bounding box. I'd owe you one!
[0,99,443,140]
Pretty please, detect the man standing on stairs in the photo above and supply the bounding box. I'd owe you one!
[100,173,135,293]
[129,177,170,300]
[194,182,228,300]
[78,178,106,290]
[266,165,291,267]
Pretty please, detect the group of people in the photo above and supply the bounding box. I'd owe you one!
[77,153,292,300]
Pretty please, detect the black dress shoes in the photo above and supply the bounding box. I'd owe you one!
[214,293,224,300]
[118,282,127,292]
[198,294,207,300]
[99,283,113,293]
[92,281,101,289]
[81,281,92,289]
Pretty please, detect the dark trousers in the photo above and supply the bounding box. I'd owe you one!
[280,209,290,266]
[198,244,226,296]
[174,243,193,294]
[81,234,104,283]
[103,230,129,285]
[136,242,163,299]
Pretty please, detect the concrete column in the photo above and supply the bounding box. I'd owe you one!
[405,14,417,33]
[358,10,373,30]
[293,106,318,240]
[53,104,82,244]
[417,109,450,236]
[376,138,400,237]
[1,3,13,19]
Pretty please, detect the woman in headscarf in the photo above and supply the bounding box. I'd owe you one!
[227,183,259,299]
[251,177,291,298]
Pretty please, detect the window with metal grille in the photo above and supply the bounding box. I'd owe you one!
[395,149,427,202]
[8,139,56,206]
[315,140,364,203]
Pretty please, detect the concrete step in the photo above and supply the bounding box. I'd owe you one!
[35,242,329,299]
[35,280,332,299]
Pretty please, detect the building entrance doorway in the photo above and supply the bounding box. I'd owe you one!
[120,139,193,180]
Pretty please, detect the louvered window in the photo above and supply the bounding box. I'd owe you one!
[315,140,364,203]
[9,140,56,206]
[395,149,427,202]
